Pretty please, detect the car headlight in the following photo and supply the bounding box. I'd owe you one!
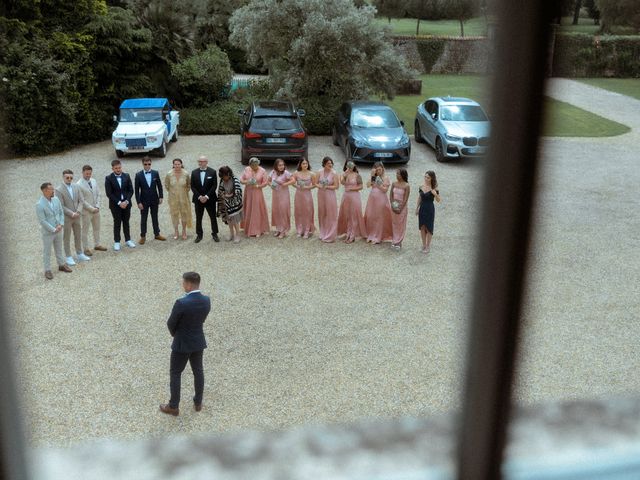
[113,137,124,144]
[147,136,158,143]
[399,133,410,146]
[353,138,368,148]
[445,133,462,142]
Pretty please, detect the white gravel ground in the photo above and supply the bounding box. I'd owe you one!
[2,80,639,448]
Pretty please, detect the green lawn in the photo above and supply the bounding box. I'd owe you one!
[383,75,630,137]
[575,78,640,101]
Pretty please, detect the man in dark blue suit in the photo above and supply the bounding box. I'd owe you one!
[160,272,211,416]
[134,156,166,244]
[104,159,135,251]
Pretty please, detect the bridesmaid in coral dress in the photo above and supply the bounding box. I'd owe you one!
[292,158,316,238]
[269,158,295,238]
[239,157,270,237]
[316,156,340,243]
[363,161,393,244]
[337,160,367,243]
[390,168,410,249]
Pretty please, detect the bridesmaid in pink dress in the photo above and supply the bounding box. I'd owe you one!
[337,160,367,243]
[239,157,270,237]
[363,161,393,244]
[390,168,411,249]
[316,156,340,243]
[269,158,295,238]
[292,158,316,238]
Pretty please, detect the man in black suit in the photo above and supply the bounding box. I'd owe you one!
[191,155,220,243]
[160,272,211,416]
[104,159,135,251]
[134,156,166,244]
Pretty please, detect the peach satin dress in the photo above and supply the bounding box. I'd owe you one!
[317,170,338,243]
[269,170,292,234]
[364,176,393,243]
[337,173,366,242]
[293,174,315,236]
[240,166,270,236]
[391,186,408,245]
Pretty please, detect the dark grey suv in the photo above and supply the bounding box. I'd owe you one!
[238,101,307,165]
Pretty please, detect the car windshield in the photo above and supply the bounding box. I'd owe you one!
[251,116,300,131]
[120,108,164,122]
[440,105,488,122]
[352,109,400,128]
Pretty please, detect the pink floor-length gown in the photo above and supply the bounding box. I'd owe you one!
[240,166,270,237]
[364,177,393,243]
[337,174,367,241]
[391,186,408,245]
[293,174,315,236]
[317,170,338,242]
[270,170,292,234]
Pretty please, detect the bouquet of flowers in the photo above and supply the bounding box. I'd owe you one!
[391,200,400,210]
[319,177,330,187]
[270,179,278,189]
[374,176,383,186]
[297,179,306,189]
[248,177,257,186]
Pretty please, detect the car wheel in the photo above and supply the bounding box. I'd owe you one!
[158,139,167,158]
[331,127,339,146]
[435,137,445,163]
[414,121,424,143]
[115,149,124,158]
[171,128,178,142]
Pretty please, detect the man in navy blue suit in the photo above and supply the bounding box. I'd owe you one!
[134,156,166,244]
[160,272,211,416]
[104,159,135,251]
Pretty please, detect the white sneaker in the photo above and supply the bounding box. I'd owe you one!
[76,253,91,262]
[114,242,121,251]
[66,256,76,266]
[125,240,136,248]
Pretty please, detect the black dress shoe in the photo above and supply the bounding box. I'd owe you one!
[194,236,203,243]
[212,234,220,243]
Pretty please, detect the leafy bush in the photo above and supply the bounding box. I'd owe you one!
[415,37,446,73]
[171,45,233,106]
[296,97,341,135]
[179,101,243,135]
[553,33,640,77]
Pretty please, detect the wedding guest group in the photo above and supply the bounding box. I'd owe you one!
[36,156,442,279]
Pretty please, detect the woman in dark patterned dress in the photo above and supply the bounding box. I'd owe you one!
[415,170,441,253]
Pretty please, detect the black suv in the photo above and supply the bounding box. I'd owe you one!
[238,101,307,165]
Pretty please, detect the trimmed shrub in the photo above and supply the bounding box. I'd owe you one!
[296,97,341,135]
[415,38,447,73]
[179,101,243,135]
[553,33,640,77]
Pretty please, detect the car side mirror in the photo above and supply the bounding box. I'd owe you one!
[431,113,438,121]
[297,109,305,117]
[237,109,245,116]
[113,115,118,123]
[400,120,405,126]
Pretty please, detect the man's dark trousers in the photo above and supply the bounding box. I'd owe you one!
[169,350,203,408]
[140,204,160,237]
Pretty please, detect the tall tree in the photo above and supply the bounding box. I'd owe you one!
[596,0,639,32]
[229,0,414,101]
[572,0,583,25]
[407,0,446,36]
[372,0,407,23]
[441,0,477,37]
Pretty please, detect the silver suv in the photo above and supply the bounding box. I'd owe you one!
[414,97,490,162]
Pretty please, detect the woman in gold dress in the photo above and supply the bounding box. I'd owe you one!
[164,158,193,240]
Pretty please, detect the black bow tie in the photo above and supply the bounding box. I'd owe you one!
[145,171,151,174]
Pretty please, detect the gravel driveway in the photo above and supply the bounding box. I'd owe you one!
[3,79,639,447]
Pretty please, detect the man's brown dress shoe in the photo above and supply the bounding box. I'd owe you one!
[44,271,53,280]
[194,403,202,412]
[139,236,146,245]
[155,234,166,241]
[159,404,179,416]
[84,249,93,256]
[94,245,107,251]
[58,264,72,273]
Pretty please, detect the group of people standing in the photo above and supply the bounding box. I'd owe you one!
[232,156,441,253]
[36,154,441,279]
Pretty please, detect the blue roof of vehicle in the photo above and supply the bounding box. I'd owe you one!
[120,98,169,109]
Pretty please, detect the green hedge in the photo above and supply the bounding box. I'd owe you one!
[553,33,640,77]
[180,96,340,136]
[415,38,446,73]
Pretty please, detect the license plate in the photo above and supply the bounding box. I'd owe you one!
[266,138,286,143]
[128,146,144,150]
[374,152,393,158]
[467,148,485,154]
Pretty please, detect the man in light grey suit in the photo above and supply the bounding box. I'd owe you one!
[36,182,72,280]
[76,164,107,256]
[55,169,91,266]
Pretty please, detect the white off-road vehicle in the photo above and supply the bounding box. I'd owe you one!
[112,98,179,157]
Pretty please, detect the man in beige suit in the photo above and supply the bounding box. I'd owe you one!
[36,182,72,279]
[55,169,91,266]
[76,165,107,255]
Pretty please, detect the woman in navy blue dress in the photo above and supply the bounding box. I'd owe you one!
[415,170,441,253]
